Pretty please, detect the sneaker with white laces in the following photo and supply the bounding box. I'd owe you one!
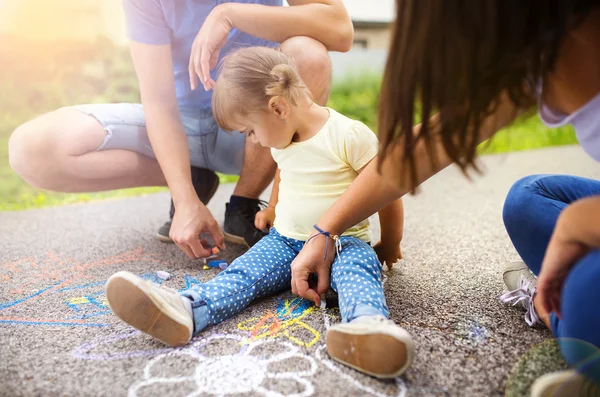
[503,261,536,291]
[326,315,414,379]
[531,370,600,397]
[500,261,542,327]
[105,271,193,347]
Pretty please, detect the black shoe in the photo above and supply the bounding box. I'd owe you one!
[223,196,268,247]
[156,167,220,243]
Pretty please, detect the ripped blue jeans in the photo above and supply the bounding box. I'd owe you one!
[180,228,389,334]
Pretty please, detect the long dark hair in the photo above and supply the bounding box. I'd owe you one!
[379,0,600,189]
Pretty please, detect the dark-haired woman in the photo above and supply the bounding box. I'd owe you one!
[289,1,600,395]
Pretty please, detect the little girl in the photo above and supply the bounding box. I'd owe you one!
[106,46,413,379]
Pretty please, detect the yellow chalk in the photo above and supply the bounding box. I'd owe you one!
[67,297,89,304]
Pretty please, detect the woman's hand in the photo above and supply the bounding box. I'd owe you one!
[255,207,276,232]
[189,4,232,91]
[536,207,590,319]
[373,241,402,269]
[291,232,336,306]
[170,198,225,260]
[536,237,585,320]
[536,197,600,319]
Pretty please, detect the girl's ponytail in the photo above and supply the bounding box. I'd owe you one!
[266,64,304,106]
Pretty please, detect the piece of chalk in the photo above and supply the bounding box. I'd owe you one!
[211,246,220,255]
[156,271,171,280]
[319,294,327,309]
[208,260,229,270]
[203,265,209,270]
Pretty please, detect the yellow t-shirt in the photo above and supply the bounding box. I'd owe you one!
[271,108,379,242]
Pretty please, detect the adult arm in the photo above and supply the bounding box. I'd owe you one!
[291,94,521,303]
[537,196,600,318]
[130,41,224,259]
[189,0,353,90]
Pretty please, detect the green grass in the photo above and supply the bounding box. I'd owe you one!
[481,115,577,154]
[0,171,238,212]
[0,38,578,211]
[0,186,167,212]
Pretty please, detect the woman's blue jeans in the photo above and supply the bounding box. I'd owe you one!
[503,174,600,382]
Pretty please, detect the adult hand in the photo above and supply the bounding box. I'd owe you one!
[170,199,225,260]
[536,213,588,320]
[255,207,275,232]
[291,232,336,306]
[189,4,232,92]
[373,241,402,269]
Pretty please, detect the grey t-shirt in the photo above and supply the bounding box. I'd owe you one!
[122,0,281,111]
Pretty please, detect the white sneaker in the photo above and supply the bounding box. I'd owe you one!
[531,370,600,397]
[503,261,536,290]
[326,315,414,379]
[105,271,193,347]
[500,261,542,327]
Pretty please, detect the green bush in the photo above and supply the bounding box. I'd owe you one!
[327,73,381,128]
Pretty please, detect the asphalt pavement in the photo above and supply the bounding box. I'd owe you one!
[1,145,598,397]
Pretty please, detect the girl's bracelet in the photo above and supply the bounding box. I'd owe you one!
[306,225,342,260]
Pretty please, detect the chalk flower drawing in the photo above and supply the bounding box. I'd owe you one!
[128,333,318,397]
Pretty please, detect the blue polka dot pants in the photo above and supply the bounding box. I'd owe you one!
[180,228,389,335]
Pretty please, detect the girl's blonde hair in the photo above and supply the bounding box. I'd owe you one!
[212,46,309,132]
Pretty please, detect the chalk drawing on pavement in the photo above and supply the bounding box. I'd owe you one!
[3,247,411,396]
[72,298,334,362]
[70,295,408,396]
[0,248,186,327]
[237,297,333,348]
[128,334,318,397]
[127,330,408,397]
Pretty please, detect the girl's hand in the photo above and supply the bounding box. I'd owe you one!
[291,232,335,306]
[255,207,276,232]
[189,4,232,91]
[373,241,402,269]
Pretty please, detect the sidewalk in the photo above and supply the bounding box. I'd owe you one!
[1,145,598,397]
